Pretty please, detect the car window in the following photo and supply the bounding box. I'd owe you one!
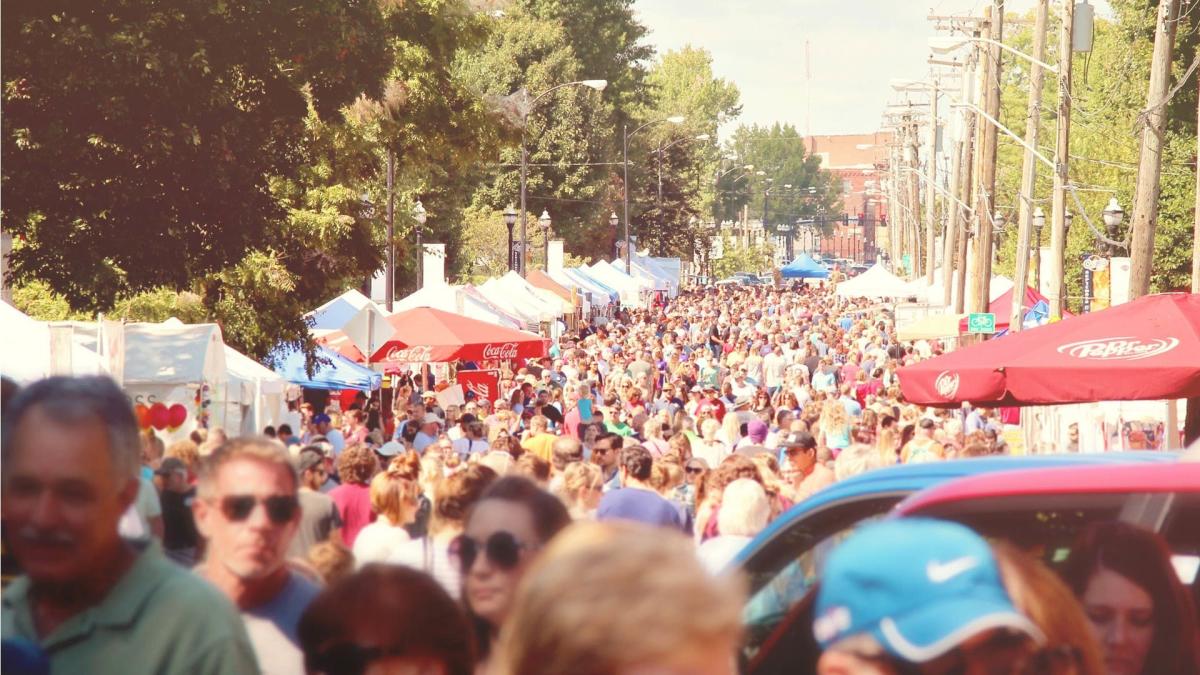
[740,496,900,656]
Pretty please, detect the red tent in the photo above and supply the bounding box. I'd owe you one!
[898,293,1200,407]
[369,306,549,364]
[956,285,1065,334]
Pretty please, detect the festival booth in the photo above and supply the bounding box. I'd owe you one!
[394,284,524,330]
[1,301,105,384]
[273,344,382,391]
[223,345,289,435]
[907,274,1014,308]
[897,293,1200,450]
[586,261,647,307]
[780,254,829,279]
[526,269,581,329]
[370,307,550,406]
[895,286,1062,342]
[560,267,620,323]
[834,263,909,299]
[477,272,562,328]
[646,256,683,293]
[307,289,394,364]
[122,322,228,440]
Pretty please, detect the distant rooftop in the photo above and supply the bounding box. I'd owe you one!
[805,132,892,170]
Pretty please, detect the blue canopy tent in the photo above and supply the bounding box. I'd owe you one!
[780,254,830,279]
[272,345,381,392]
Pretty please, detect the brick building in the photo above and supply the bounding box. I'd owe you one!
[804,132,892,264]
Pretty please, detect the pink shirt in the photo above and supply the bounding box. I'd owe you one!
[330,483,375,546]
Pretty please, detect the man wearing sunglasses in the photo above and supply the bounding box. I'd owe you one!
[2,376,258,674]
[194,438,319,675]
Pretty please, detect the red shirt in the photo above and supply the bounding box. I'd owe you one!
[330,482,374,546]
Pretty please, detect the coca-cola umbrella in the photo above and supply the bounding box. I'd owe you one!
[369,306,549,365]
[898,293,1200,407]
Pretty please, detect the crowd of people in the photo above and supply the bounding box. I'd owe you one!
[2,281,1197,675]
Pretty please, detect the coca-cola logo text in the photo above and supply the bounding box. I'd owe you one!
[482,342,519,360]
[1057,337,1179,362]
[384,345,434,362]
[935,370,961,399]
[465,382,491,399]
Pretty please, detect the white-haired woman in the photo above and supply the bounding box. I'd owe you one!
[696,478,771,574]
[692,417,729,468]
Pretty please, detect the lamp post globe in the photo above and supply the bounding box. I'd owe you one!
[504,205,518,272]
[539,209,551,269]
[1101,197,1124,229]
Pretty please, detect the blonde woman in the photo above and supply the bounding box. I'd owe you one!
[560,462,603,520]
[352,452,421,567]
[494,522,745,675]
[817,399,852,456]
[718,409,742,448]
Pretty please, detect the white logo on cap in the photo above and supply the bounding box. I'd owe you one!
[926,556,978,583]
[1057,337,1179,362]
[934,371,960,399]
[813,606,853,643]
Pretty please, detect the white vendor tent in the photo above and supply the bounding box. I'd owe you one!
[477,272,561,324]
[907,273,1014,307]
[835,264,911,299]
[0,301,104,384]
[223,343,289,436]
[394,284,524,329]
[613,258,670,292]
[586,261,646,307]
[123,321,228,441]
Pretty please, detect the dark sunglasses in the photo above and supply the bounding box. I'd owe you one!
[450,531,535,575]
[219,494,299,524]
[685,466,705,475]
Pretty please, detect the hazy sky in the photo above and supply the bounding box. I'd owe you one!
[634,0,1113,138]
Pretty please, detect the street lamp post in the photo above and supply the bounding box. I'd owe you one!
[1032,206,1046,292]
[539,209,552,270]
[1101,197,1125,256]
[609,211,619,259]
[518,79,607,277]
[624,115,685,267]
[503,205,518,272]
[413,200,427,288]
[655,133,709,232]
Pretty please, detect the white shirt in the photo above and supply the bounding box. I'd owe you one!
[352,516,411,568]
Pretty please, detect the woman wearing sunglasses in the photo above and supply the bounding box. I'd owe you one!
[456,476,570,671]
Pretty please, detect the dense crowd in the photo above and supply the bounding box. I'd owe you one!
[2,282,1197,675]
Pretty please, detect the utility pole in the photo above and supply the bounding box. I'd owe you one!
[1128,0,1181,299]
[970,1,1003,315]
[925,79,939,286]
[888,139,902,271]
[907,117,923,279]
[957,29,985,314]
[1194,88,1200,294]
[385,151,395,312]
[943,105,962,307]
[1009,0,1048,332]
[1048,0,1075,319]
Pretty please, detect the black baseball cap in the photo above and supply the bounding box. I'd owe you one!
[781,430,817,451]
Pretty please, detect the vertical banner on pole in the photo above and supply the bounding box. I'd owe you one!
[1081,254,1094,314]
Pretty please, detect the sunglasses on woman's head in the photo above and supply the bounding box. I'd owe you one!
[450,531,535,575]
[219,494,299,524]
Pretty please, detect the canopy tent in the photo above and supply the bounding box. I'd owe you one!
[478,272,563,323]
[586,261,645,306]
[394,284,523,330]
[527,269,577,309]
[307,289,393,360]
[780,254,829,279]
[613,257,672,293]
[955,285,1065,334]
[123,323,227,387]
[0,302,104,383]
[223,344,289,435]
[273,345,382,391]
[907,274,1014,307]
[369,307,549,365]
[646,256,682,289]
[835,263,910,299]
[897,293,1200,407]
[563,267,620,304]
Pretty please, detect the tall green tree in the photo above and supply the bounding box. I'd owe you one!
[717,123,841,233]
[2,0,390,310]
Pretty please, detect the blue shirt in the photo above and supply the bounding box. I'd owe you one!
[597,487,685,531]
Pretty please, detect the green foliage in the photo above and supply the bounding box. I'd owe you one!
[2,0,390,310]
[110,288,207,324]
[711,235,776,278]
[717,123,842,234]
[12,280,89,321]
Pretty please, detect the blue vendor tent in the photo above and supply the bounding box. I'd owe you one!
[272,345,381,392]
[780,254,830,279]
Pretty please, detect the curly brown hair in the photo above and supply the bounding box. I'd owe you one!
[336,444,378,485]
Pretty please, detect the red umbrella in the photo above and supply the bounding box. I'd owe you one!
[898,293,1200,407]
[369,307,549,364]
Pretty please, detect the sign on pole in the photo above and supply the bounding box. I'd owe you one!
[966,312,996,334]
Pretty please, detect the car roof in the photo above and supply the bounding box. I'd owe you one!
[896,460,1200,515]
[733,452,1176,566]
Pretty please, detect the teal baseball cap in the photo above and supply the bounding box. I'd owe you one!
[813,518,1044,663]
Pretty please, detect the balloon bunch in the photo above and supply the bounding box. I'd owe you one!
[134,402,189,431]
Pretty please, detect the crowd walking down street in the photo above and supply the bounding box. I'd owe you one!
[2,280,1198,675]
